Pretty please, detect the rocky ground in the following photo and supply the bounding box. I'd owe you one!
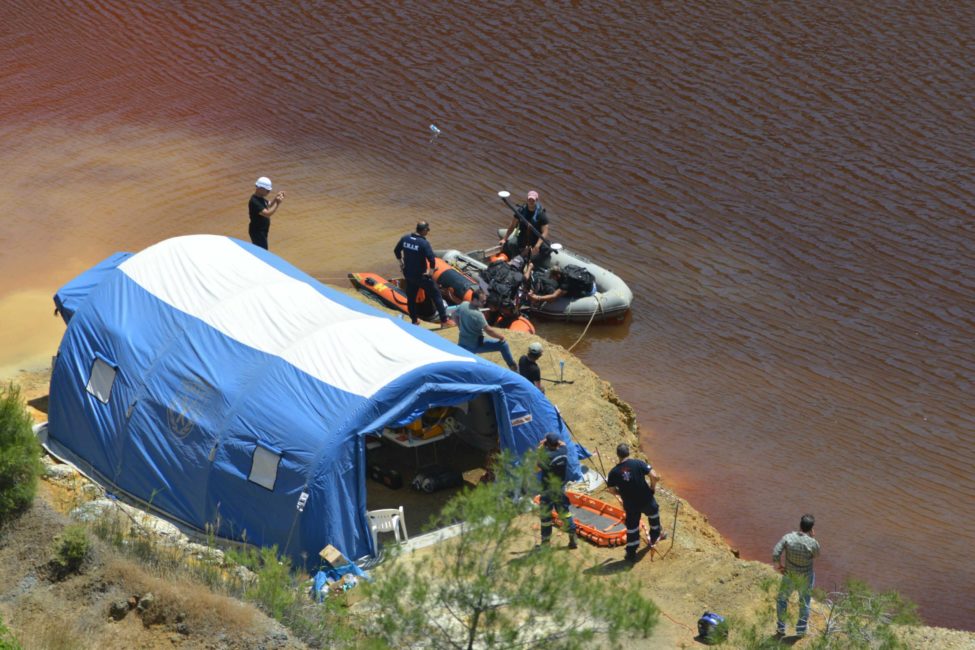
[2,287,972,649]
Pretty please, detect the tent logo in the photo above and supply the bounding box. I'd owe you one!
[510,414,533,427]
[167,378,212,439]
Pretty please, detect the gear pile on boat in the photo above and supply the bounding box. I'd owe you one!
[350,189,632,328]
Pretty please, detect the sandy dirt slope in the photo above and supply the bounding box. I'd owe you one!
[2,285,972,648]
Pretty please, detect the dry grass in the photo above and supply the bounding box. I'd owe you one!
[103,557,259,633]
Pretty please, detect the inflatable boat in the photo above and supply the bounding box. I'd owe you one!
[437,233,632,322]
[348,271,534,333]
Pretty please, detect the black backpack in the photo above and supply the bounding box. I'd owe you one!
[411,464,464,493]
[481,260,523,310]
[531,270,559,296]
[561,264,595,298]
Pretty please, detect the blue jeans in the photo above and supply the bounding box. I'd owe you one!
[777,572,814,635]
[463,336,516,369]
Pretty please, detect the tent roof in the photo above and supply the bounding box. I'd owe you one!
[116,235,473,397]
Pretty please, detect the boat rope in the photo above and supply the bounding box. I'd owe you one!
[565,293,604,353]
[659,607,697,635]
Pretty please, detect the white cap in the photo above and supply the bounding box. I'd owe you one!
[255,176,273,190]
[528,342,543,356]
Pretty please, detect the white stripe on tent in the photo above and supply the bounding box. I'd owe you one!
[119,235,471,397]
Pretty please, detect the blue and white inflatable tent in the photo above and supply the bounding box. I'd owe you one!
[46,235,578,566]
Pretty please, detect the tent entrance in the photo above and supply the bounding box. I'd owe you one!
[364,393,499,541]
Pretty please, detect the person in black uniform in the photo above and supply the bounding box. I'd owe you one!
[518,342,544,393]
[606,442,665,563]
[499,190,550,265]
[536,432,577,549]
[248,176,285,250]
[393,221,449,326]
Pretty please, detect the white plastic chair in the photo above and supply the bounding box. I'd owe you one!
[368,506,408,552]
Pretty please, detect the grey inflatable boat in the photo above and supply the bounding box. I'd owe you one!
[438,233,632,323]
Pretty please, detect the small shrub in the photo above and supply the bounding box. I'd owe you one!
[244,546,298,621]
[814,579,920,649]
[0,383,43,522]
[0,614,23,650]
[223,544,356,646]
[51,523,92,577]
[90,507,127,549]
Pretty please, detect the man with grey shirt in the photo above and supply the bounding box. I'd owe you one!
[454,289,517,370]
[772,514,820,637]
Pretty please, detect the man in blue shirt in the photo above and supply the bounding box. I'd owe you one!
[606,443,665,563]
[393,222,448,326]
[454,290,517,370]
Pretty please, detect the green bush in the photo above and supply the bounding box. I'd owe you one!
[227,544,356,646]
[51,523,92,577]
[244,546,296,621]
[0,613,23,650]
[0,383,43,523]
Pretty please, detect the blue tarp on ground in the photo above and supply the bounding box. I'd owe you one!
[46,235,578,565]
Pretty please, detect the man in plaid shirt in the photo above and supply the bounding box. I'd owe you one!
[772,514,820,637]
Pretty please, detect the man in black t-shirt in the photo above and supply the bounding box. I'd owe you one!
[248,176,285,250]
[393,221,448,326]
[499,190,550,265]
[606,443,665,563]
[518,342,544,392]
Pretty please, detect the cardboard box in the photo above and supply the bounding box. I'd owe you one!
[318,544,349,567]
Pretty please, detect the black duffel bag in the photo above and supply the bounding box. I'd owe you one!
[411,464,463,493]
[369,464,403,490]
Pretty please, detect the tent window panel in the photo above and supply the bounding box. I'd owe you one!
[249,445,281,491]
[86,356,117,404]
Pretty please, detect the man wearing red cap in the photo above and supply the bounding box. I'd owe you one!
[500,190,550,265]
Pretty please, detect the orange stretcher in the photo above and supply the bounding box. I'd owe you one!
[536,491,647,547]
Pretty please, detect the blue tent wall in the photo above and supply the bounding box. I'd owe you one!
[47,235,577,564]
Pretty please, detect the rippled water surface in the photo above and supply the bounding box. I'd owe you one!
[2,1,972,628]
